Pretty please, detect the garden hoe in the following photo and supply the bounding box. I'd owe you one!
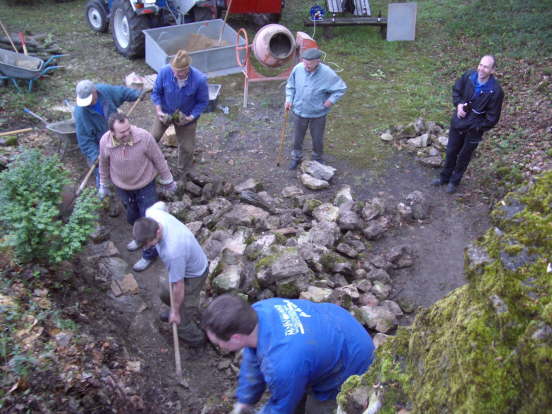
[276,108,289,167]
[168,279,189,388]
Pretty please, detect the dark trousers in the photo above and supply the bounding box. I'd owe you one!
[152,118,197,174]
[292,114,327,161]
[159,267,208,344]
[294,393,337,414]
[440,126,482,186]
[115,180,159,261]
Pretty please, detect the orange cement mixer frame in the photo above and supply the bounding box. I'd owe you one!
[235,28,318,108]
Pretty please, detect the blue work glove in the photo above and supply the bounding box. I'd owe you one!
[98,184,111,200]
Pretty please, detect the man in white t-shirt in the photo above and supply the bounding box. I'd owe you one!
[133,202,208,346]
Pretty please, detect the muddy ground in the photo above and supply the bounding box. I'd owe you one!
[3,5,492,410]
[48,77,490,412]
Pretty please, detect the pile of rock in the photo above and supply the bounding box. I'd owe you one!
[381,117,449,168]
[87,172,432,339]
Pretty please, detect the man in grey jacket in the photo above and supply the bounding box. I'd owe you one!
[285,48,347,170]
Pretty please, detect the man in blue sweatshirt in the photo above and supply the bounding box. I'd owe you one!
[285,48,347,170]
[202,295,375,414]
[151,49,209,177]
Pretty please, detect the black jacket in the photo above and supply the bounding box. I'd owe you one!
[450,70,504,135]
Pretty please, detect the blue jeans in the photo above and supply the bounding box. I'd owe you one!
[115,180,159,261]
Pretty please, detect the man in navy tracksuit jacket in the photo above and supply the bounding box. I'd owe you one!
[432,55,504,193]
[202,295,375,414]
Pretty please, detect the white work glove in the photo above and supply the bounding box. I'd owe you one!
[98,184,111,200]
[230,402,255,414]
[161,181,177,194]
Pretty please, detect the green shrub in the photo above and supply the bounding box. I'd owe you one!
[0,149,100,265]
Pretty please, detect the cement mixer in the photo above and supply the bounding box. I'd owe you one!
[236,24,318,107]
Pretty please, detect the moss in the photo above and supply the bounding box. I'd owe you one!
[320,251,348,271]
[273,232,287,245]
[337,171,552,414]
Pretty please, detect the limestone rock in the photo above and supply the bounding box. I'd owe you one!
[300,160,336,181]
[245,234,276,260]
[338,201,361,231]
[418,156,443,168]
[235,178,262,193]
[185,181,202,197]
[362,197,386,221]
[212,265,243,293]
[299,173,330,190]
[111,273,139,296]
[313,203,340,222]
[223,204,270,227]
[371,280,391,300]
[382,299,404,317]
[358,305,397,333]
[186,221,203,235]
[306,220,341,248]
[405,190,430,220]
[385,245,415,269]
[300,286,333,302]
[97,257,129,282]
[362,216,391,240]
[380,131,394,141]
[334,185,354,206]
[373,332,390,348]
[282,186,304,198]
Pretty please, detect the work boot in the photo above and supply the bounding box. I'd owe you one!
[288,159,301,170]
[159,309,169,323]
[133,257,153,272]
[431,177,448,186]
[127,239,142,252]
[446,183,458,194]
[177,322,206,347]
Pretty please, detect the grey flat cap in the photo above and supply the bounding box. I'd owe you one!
[301,48,323,60]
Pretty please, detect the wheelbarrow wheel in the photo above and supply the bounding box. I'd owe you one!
[110,0,149,58]
[85,0,109,33]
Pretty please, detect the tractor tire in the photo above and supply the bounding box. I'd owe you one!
[85,0,109,33]
[191,5,213,21]
[110,0,150,58]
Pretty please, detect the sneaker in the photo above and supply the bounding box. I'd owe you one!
[127,239,142,252]
[431,178,447,186]
[133,257,153,272]
[446,183,458,194]
[288,159,301,170]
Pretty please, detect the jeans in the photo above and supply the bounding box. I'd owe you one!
[152,118,197,174]
[292,114,327,161]
[440,126,482,186]
[115,180,159,261]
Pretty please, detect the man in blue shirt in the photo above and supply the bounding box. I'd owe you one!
[285,48,347,170]
[432,55,504,194]
[151,49,209,177]
[73,80,141,187]
[202,295,375,414]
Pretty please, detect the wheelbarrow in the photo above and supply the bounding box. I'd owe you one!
[23,107,78,157]
[0,49,66,92]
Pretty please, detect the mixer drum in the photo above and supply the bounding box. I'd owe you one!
[252,24,296,68]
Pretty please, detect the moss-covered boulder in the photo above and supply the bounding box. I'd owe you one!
[338,171,552,413]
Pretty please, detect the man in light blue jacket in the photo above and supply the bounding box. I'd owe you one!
[202,295,375,414]
[285,48,347,170]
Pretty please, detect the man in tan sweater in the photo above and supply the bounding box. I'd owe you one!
[99,113,177,271]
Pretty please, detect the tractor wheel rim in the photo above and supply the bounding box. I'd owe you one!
[88,8,103,30]
[114,9,130,49]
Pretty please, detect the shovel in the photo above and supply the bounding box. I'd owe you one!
[276,108,289,167]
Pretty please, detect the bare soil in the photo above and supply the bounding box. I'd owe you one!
[49,75,490,412]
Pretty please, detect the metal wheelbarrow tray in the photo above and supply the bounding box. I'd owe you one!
[0,49,65,91]
[143,20,246,78]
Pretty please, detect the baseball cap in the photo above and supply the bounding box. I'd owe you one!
[76,80,95,107]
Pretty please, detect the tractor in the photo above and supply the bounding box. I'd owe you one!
[84,0,284,58]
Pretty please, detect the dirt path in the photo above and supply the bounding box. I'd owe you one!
[57,76,491,411]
